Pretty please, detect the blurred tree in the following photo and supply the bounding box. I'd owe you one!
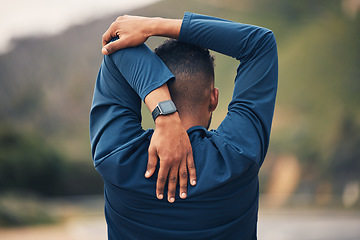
[0,126,103,196]
[328,113,360,193]
[0,126,65,196]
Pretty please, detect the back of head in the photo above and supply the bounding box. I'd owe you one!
[154,39,215,117]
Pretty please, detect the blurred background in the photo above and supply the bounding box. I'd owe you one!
[0,0,359,239]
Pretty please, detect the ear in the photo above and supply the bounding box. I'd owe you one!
[209,87,219,112]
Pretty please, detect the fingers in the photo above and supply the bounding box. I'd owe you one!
[102,29,112,48]
[157,156,181,203]
[152,155,196,203]
[156,162,169,201]
[102,45,110,55]
[102,16,125,48]
[179,157,188,199]
[167,167,178,203]
[101,20,124,55]
[101,27,117,55]
[187,150,197,186]
[102,38,128,55]
[145,147,158,178]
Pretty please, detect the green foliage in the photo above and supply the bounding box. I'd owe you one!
[269,4,360,192]
[59,160,104,196]
[0,126,65,195]
[0,126,103,196]
[328,114,360,191]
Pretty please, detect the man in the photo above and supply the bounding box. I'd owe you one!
[90,12,278,239]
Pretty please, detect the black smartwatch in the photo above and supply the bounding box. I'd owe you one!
[151,100,177,121]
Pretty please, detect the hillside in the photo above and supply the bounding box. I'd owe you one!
[0,0,359,205]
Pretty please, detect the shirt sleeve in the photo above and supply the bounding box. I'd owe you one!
[179,12,278,167]
[90,44,174,166]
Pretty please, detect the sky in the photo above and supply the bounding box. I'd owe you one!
[0,0,160,54]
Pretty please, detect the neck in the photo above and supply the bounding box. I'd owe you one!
[179,113,211,131]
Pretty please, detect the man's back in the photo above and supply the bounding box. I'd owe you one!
[90,12,277,239]
[98,126,259,239]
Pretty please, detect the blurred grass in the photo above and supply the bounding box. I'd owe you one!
[0,193,57,227]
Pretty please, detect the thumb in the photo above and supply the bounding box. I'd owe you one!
[145,147,158,178]
[102,39,126,55]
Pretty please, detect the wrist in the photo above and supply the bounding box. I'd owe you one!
[149,17,182,39]
[155,111,181,126]
[145,17,161,38]
[151,99,177,121]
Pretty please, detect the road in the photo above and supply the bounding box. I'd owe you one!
[258,209,360,240]
[1,208,359,240]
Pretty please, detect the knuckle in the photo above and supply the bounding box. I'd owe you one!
[108,44,115,52]
[180,171,187,179]
[147,161,156,169]
[180,184,187,189]
[174,156,182,163]
[169,176,177,183]
[148,146,155,154]
[175,151,184,160]
[157,187,164,193]
[161,158,171,166]
[170,155,181,165]
[158,177,167,183]
[188,162,196,169]
[110,21,117,29]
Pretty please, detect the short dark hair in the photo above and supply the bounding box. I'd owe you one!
[154,39,215,115]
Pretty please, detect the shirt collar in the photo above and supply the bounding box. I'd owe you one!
[186,126,209,143]
[187,125,207,134]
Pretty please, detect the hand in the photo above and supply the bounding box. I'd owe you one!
[102,15,182,55]
[146,113,197,203]
[102,15,153,55]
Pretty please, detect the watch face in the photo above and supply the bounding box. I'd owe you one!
[159,100,176,114]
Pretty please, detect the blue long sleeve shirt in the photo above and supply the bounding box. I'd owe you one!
[90,12,278,240]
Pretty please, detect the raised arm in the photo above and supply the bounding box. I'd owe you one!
[102,15,182,55]
[102,12,278,167]
[91,42,196,203]
[102,16,200,202]
[101,16,199,203]
[179,13,278,166]
[100,12,277,199]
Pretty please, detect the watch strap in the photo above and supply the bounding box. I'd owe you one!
[152,105,161,121]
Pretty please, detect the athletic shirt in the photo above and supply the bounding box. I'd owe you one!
[90,12,278,240]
